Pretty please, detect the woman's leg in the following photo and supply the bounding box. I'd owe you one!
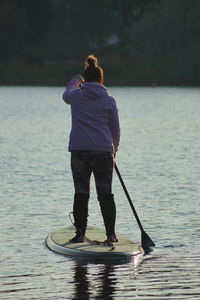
[92,152,117,241]
[70,151,91,242]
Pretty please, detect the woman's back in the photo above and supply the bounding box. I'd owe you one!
[67,81,119,152]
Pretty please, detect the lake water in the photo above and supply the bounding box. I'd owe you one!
[0,86,200,300]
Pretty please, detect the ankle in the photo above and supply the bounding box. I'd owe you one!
[106,234,118,243]
[69,232,85,243]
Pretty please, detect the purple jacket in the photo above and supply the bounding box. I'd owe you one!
[62,80,120,152]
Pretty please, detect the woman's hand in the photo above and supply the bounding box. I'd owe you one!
[71,74,84,83]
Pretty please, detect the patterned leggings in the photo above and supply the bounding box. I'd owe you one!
[71,151,114,195]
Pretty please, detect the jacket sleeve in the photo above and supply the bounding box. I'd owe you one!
[62,80,80,104]
[110,102,120,152]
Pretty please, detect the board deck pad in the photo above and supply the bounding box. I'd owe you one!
[45,226,143,260]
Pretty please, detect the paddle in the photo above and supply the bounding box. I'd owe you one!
[115,163,155,249]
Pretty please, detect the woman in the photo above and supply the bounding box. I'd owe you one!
[62,55,120,243]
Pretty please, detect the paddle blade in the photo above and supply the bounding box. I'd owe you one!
[141,230,155,249]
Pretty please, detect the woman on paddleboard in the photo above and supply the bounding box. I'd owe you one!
[62,55,120,243]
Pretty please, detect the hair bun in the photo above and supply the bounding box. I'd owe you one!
[85,55,98,68]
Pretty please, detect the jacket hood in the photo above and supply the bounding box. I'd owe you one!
[81,82,108,98]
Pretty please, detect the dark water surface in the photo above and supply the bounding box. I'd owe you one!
[1,86,200,299]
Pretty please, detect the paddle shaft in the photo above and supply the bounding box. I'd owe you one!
[115,163,155,248]
[114,164,144,231]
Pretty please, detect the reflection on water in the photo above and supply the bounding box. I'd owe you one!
[68,247,200,300]
[1,86,200,299]
[72,263,90,300]
[70,254,141,300]
[72,263,116,300]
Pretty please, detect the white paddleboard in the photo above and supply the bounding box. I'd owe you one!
[45,226,143,260]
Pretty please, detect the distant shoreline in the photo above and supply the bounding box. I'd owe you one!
[1,57,199,87]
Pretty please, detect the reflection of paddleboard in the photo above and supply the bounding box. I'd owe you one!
[45,226,143,260]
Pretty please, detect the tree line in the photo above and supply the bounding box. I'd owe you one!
[0,0,199,86]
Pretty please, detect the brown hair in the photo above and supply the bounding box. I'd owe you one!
[82,55,104,84]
